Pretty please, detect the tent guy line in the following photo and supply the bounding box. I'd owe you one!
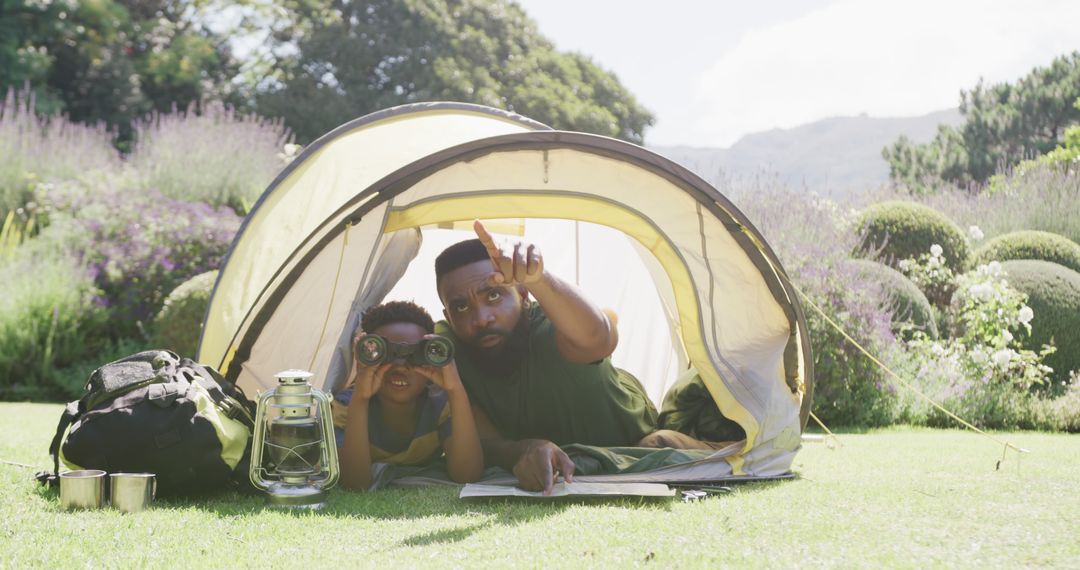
[796,287,1030,459]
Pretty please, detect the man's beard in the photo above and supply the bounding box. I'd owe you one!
[463,314,530,377]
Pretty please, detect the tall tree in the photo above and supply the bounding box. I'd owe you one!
[0,0,241,142]
[254,0,654,143]
[885,51,1080,188]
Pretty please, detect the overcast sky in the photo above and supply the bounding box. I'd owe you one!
[513,0,1080,148]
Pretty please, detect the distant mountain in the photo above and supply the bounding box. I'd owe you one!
[651,108,963,195]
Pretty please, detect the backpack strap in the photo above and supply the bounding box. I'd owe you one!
[40,400,82,486]
[179,359,256,429]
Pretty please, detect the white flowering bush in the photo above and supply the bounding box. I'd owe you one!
[896,262,1056,427]
[897,244,956,306]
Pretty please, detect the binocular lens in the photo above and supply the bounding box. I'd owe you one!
[356,336,386,365]
[424,338,453,366]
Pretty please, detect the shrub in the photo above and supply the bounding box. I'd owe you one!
[128,102,293,213]
[38,183,240,338]
[892,262,1056,429]
[0,250,110,400]
[855,201,970,273]
[973,230,1080,273]
[1041,373,1080,432]
[0,88,121,214]
[152,271,218,357]
[845,259,937,339]
[999,260,1080,387]
[737,190,899,427]
[896,246,957,308]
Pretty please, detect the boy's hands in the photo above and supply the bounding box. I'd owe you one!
[351,333,392,401]
[474,220,544,287]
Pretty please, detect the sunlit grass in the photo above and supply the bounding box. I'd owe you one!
[2,403,1077,567]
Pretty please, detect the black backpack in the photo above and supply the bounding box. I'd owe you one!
[43,350,257,496]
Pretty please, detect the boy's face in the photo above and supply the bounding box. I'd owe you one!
[371,322,431,405]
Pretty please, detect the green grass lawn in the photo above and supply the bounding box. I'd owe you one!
[1,402,1078,568]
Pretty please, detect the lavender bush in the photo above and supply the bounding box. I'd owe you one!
[875,165,1080,246]
[735,187,901,426]
[0,88,121,214]
[128,102,294,213]
[39,182,241,338]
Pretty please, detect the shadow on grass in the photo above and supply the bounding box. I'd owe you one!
[20,455,784,551]
[20,467,786,548]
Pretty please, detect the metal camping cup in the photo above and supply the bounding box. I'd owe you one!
[59,470,106,510]
[355,334,454,367]
[109,473,156,513]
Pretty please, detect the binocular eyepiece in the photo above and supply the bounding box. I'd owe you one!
[354,334,454,368]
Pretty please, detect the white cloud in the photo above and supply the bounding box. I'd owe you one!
[690,0,1080,147]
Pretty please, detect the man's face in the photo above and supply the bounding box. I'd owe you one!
[438,260,526,354]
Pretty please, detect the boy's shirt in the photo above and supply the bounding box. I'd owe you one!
[332,386,452,466]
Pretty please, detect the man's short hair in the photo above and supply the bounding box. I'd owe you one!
[361,300,434,334]
[435,238,489,286]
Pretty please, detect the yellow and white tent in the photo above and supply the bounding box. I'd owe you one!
[198,102,813,480]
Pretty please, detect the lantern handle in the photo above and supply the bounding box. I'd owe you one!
[248,390,276,492]
[312,388,340,489]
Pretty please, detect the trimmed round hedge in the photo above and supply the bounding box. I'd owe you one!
[973,231,1080,273]
[152,270,218,358]
[856,201,969,273]
[1000,260,1080,384]
[846,259,938,339]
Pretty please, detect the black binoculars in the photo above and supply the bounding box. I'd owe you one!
[354,334,454,367]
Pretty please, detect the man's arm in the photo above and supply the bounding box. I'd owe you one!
[527,272,619,363]
[474,220,617,363]
[472,405,574,495]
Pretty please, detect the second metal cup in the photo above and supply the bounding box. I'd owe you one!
[109,473,156,513]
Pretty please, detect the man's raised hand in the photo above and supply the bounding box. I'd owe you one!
[473,219,543,286]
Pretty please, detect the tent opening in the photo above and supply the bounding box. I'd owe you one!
[381,220,685,407]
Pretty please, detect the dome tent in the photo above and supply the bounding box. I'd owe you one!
[198,102,814,481]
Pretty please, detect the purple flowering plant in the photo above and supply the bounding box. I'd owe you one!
[129,102,293,214]
[0,87,121,214]
[40,182,241,337]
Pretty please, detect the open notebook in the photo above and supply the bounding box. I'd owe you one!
[460,481,676,499]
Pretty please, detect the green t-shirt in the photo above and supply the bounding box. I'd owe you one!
[435,303,657,447]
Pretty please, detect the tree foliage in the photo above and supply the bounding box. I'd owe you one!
[0,0,240,142]
[255,0,654,143]
[884,52,1080,189]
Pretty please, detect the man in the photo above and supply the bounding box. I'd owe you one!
[434,221,705,494]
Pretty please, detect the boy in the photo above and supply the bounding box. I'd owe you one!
[335,301,483,490]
